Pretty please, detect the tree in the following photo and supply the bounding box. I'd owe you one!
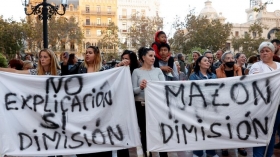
[98,22,120,54]
[23,15,83,54]
[253,0,273,12]
[0,53,8,67]
[171,13,232,55]
[231,22,266,57]
[127,12,163,51]
[0,16,26,60]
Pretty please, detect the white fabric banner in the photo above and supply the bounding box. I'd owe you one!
[0,67,141,156]
[146,70,280,152]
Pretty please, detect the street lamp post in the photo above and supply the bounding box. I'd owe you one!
[22,0,68,48]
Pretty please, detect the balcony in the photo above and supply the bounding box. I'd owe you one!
[83,22,94,27]
[82,10,115,16]
[93,23,108,27]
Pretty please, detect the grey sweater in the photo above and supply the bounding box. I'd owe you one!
[132,67,165,101]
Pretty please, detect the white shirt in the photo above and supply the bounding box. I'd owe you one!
[249,61,280,74]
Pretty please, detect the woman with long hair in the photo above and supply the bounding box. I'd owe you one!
[189,56,218,157]
[132,47,165,157]
[187,51,201,78]
[0,49,60,75]
[116,50,139,74]
[61,46,111,157]
[62,46,104,75]
[116,50,139,157]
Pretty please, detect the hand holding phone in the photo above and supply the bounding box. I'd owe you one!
[64,52,69,58]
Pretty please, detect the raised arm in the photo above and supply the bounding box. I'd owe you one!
[0,68,30,75]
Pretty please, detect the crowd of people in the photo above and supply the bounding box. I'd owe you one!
[0,31,280,157]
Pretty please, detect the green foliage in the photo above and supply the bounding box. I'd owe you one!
[97,22,120,54]
[127,12,163,51]
[22,15,84,53]
[0,16,26,60]
[231,22,266,57]
[171,12,232,56]
[0,53,8,67]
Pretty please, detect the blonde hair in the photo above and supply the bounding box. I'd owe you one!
[83,46,101,72]
[37,49,61,75]
[22,60,33,70]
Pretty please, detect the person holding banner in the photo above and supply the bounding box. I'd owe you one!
[0,49,61,75]
[116,50,139,74]
[215,51,246,156]
[132,47,165,157]
[115,50,139,157]
[249,42,280,157]
[61,46,111,157]
[189,56,218,157]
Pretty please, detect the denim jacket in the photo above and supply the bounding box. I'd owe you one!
[189,71,217,80]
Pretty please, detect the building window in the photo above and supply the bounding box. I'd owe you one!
[86,17,90,25]
[253,32,257,38]
[108,18,112,24]
[235,31,239,37]
[86,5,90,13]
[107,6,111,14]
[97,5,101,13]
[122,9,127,18]
[122,22,127,32]
[97,18,101,25]
[244,31,248,36]
[86,29,91,37]
[97,30,102,36]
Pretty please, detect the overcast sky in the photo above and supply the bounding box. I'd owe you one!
[0,0,279,37]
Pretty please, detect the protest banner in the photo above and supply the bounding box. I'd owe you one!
[146,70,280,152]
[0,67,141,156]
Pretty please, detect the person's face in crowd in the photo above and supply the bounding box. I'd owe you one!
[204,53,213,64]
[40,51,51,67]
[176,63,180,71]
[193,53,200,62]
[143,50,155,66]
[159,47,170,60]
[216,50,223,60]
[157,34,167,43]
[272,42,280,54]
[260,47,274,63]
[236,54,246,65]
[199,57,210,70]
[85,48,95,63]
[25,55,31,61]
[122,54,131,65]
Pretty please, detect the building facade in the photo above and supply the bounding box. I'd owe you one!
[117,0,161,51]
[199,0,280,53]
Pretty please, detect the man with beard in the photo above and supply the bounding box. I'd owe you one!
[271,39,280,62]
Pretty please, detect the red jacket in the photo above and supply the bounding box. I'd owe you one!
[151,31,167,60]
